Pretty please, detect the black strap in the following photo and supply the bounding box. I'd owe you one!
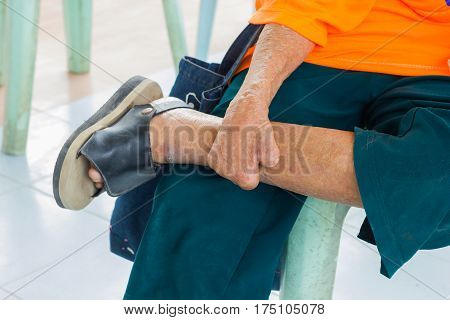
[217,24,264,82]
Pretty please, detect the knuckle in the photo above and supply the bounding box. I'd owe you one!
[235,173,259,190]
[239,180,259,190]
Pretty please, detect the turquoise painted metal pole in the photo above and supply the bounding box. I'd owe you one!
[195,0,217,60]
[280,197,350,300]
[0,0,7,86]
[162,0,187,72]
[2,0,40,155]
[63,0,92,73]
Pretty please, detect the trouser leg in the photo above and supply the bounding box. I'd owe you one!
[354,75,450,277]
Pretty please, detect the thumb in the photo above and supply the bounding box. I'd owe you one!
[259,125,280,168]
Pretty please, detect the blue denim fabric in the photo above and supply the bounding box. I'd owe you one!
[108,24,284,289]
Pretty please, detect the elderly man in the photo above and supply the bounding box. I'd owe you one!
[54,0,450,299]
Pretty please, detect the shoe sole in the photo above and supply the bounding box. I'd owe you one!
[53,76,163,210]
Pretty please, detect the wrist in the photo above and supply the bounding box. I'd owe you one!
[237,76,282,109]
[230,89,270,113]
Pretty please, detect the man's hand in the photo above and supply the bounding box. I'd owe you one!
[207,24,314,190]
[207,93,279,190]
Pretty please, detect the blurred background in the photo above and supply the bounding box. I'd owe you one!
[0,0,449,300]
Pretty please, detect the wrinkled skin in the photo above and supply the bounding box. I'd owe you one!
[90,24,315,191]
[207,24,314,189]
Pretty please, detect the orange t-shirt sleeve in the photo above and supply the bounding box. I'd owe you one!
[249,0,375,46]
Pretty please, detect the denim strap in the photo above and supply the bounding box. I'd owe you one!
[218,24,264,83]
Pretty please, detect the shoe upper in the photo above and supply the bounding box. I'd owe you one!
[79,97,192,197]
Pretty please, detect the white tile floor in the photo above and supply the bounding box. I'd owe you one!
[0,68,449,300]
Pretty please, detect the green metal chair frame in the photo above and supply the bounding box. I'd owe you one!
[0,0,91,155]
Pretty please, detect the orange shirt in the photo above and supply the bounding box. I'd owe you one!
[238,0,450,76]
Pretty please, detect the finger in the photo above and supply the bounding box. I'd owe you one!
[215,161,259,190]
[208,141,257,189]
[95,182,104,189]
[208,129,260,190]
[259,126,280,168]
[88,167,103,184]
[208,148,236,184]
[236,137,260,190]
[207,140,222,171]
[208,130,234,176]
[208,141,233,179]
[235,170,259,190]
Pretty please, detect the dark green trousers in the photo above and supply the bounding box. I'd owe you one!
[124,63,450,299]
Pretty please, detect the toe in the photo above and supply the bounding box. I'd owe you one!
[95,182,103,189]
[88,166,104,186]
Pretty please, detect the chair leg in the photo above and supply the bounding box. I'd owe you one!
[162,0,187,72]
[62,0,92,73]
[2,0,40,155]
[195,0,217,60]
[0,0,8,86]
[279,198,350,300]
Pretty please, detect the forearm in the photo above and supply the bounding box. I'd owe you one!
[260,123,361,207]
[234,24,314,109]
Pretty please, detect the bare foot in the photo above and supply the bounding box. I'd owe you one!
[85,114,165,191]
[85,112,166,190]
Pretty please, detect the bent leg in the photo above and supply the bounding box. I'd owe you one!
[124,64,384,299]
[124,167,305,299]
